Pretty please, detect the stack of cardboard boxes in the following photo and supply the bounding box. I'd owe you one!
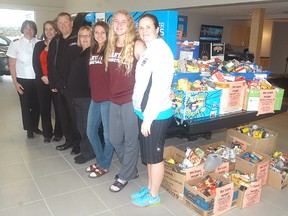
[162,125,287,215]
[171,72,284,121]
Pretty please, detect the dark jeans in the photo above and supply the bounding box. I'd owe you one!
[73,98,95,159]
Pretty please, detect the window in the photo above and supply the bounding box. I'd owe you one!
[0,9,34,40]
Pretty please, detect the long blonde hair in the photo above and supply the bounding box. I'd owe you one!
[105,10,139,75]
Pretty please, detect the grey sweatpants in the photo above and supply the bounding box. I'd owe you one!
[109,102,139,181]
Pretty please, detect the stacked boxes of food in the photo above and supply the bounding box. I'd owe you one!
[171,58,284,121]
[234,151,270,187]
[184,173,238,215]
[162,146,205,201]
[226,124,277,156]
[268,150,288,190]
[199,141,243,173]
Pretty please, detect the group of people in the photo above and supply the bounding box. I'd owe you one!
[7,10,174,208]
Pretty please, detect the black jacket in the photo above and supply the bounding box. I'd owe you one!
[67,47,91,98]
[32,40,46,80]
[47,34,79,90]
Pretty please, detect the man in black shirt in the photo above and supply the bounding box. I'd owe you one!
[48,12,80,154]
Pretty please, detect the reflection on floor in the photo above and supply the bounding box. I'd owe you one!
[0,76,288,216]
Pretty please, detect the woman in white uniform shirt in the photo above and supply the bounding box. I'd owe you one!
[131,14,174,207]
[7,20,41,139]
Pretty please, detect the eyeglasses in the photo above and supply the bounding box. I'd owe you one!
[79,34,91,38]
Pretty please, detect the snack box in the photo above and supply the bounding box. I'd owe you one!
[237,180,262,209]
[184,173,238,215]
[226,126,277,156]
[268,168,288,190]
[162,146,204,201]
[172,87,221,120]
[235,151,270,187]
[200,141,241,173]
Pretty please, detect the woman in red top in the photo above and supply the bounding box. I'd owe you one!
[33,21,63,142]
[86,21,114,176]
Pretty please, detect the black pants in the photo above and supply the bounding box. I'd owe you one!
[73,98,95,159]
[36,80,62,139]
[57,88,80,148]
[17,78,40,132]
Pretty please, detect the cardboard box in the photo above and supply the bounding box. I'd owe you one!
[172,87,222,120]
[184,173,238,215]
[199,141,238,173]
[184,198,213,216]
[226,126,277,156]
[184,197,237,216]
[268,169,288,190]
[227,71,271,81]
[243,86,284,111]
[235,151,270,187]
[172,72,200,85]
[214,81,246,115]
[237,180,262,209]
[162,146,204,201]
[175,40,200,60]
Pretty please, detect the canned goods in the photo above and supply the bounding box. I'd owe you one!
[240,127,249,134]
[208,185,218,196]
[252,130,264,139]
[204,176,214,187]
[273,151,281,159]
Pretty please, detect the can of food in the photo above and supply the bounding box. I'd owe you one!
[273,151,281,159]
[252,130,264,139]
[240,127,249,134]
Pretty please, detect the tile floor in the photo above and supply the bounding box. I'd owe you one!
[0,75,287,216]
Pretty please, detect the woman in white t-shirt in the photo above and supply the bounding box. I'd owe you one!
[7,20,41,139]
[131,14,174,208]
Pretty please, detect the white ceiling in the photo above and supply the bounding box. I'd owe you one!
[178,0,288,20]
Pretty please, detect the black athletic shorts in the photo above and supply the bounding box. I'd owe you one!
[138,117,172,164]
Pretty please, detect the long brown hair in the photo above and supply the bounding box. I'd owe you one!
[42,21,59,40]
[90,21,109,59]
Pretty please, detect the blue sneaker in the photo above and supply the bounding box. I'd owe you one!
[132,193,161,207]
[130,187,149,200]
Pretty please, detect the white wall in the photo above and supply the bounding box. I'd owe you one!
[63,0,268,13]
[269,22,288,74]
[34,10,61,36]
[177,9,251,43]
[176,9,258,56]
[177,10,274,59]
[177,11,228,42]
[0,0,280,68]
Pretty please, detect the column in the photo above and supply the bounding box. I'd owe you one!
[249,8,265,65]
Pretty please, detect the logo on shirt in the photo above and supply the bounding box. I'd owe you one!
[141,57,148,66]
[69,42,77,46]
[90,55,103,65]
[108,52,121,63]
